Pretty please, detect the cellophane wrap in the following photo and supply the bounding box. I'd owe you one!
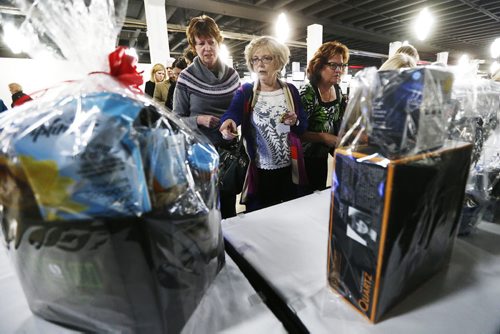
[328,66,473,322]
[447,72,500,234]
[0,1,224,333]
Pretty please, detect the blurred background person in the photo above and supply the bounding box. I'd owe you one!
[145,63,169,104]
[8,83,32,107]
[379,53,417,71]
[183,47,196,65]
[395,44,419,63]
[165,57,188,110]
[299,41,349,193]
[173,15,240,218]
[220,36,307,211]
[0,99,7,112]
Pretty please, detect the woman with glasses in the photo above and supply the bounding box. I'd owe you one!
[145,63,169,104]
[173,15,240,218]
[219,36,307,211]
[300,41,349,193]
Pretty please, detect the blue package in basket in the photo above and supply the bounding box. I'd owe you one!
[371,67,453,157]
[12,92,151,221]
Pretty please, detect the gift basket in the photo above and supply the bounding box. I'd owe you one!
[328,66,473,323]
[0,1,224,333]
[447,73,500,234]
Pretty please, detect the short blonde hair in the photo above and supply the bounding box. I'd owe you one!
[379,53,417,71]
[244,36,290,74]
[395,45,419,62]
[8,83,22,93]
[186,15,223,51]
[150,63,166,82]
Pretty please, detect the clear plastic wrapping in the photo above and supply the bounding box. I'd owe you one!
[328,66,473,322]
[0,1,224,332]
[448,74,500,234]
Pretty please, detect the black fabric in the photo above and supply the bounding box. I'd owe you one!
[304,156,328,192]
[144,81,155,98]
[217,139,249,195]
[247,166,294,211]
[224,238,309,334]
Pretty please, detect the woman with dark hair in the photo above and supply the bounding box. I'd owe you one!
[165,57,188,110]
[173,15,240,218]
[299,41,349,192]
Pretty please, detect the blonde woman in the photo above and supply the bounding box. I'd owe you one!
[219,36,308,211]
[379,53,417,71]
[145,63,169,103]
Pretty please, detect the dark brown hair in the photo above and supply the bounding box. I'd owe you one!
[186,15,223,50]
[307,41,349,86]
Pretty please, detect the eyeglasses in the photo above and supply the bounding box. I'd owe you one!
[326,62,348,70]
[251,56,274,65]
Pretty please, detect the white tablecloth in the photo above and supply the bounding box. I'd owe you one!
[222,189,500,334]
[0,249,285,333]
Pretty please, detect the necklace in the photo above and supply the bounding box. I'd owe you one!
[318,86,335,102]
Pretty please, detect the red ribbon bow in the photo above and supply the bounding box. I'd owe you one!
[108,46,144,92]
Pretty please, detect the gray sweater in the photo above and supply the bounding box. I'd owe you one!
[173,57,240,146]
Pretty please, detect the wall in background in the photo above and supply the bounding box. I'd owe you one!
[0,57,152,109]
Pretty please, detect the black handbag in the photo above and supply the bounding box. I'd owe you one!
[218,138,249,194]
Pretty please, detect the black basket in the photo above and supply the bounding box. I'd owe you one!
[2,212,224,333]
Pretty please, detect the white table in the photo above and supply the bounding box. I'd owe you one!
[222,190,500,334]
[0,249,285,334]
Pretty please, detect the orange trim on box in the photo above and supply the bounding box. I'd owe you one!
[328,286,374,322]
[370,162,394,322]
[326,152,338,276]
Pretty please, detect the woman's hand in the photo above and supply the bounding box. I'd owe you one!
[280,111,298,126]
[197,115,220,128]
[220,119,238,140]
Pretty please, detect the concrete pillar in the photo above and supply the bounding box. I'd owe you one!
[144,0,170,65]
[307,24,323,64]
[436,52,449,65]
[388,41,402,57]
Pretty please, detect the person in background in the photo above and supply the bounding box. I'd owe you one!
[8,83,32,108]
[0,99,7,112]
[220,36,308,211]
[165,57,188,110]
[395,44,419,63]
[379,53,417,71]
[144,63,169,104]
[299,41,349,193]
[173,15,240,218]
[183,47,196,65]
[166,66,175,82]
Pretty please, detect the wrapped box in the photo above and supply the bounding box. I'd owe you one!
[327,141,472,322]
[371,68,453,158]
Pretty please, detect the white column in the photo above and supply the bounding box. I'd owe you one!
[144,0,170,65]
[436,52,449,65]
[388,41,402,57]
[307,24,323,64]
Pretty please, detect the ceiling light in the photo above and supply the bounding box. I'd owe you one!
[414,8,434,41]
[275,13,290,43]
